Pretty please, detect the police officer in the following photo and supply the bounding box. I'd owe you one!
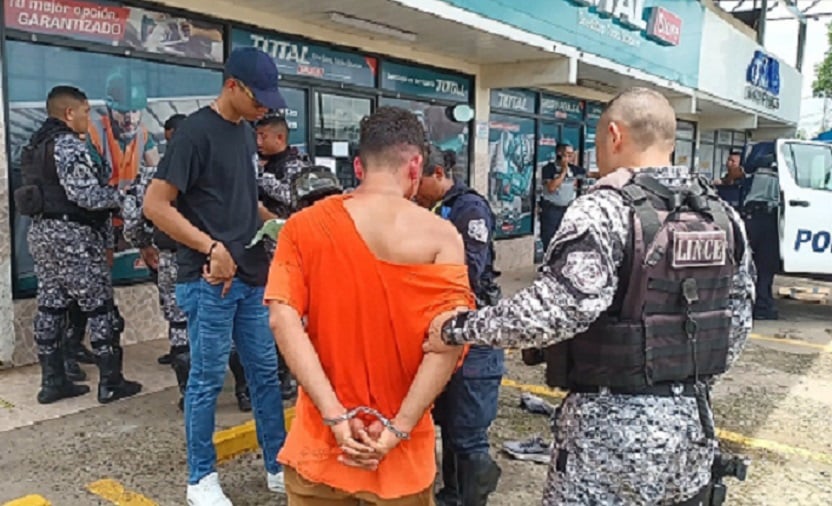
[416,146,504,506]
[250,112,312,400]
[427,88,755,505]
[741,157,780,320]
[15,85,142,404]
[123,113,196,410]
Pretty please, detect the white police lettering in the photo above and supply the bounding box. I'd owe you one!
[570,0,647,31]
[468,219,489,243]
[249,34,310,65]
[672,230,727,268]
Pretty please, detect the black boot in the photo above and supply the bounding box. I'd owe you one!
[228,350,251,412]
[65,303,95,364]
[64,356,87,382]
[457,453,501,506]
[436,446,461,505]
[97,344,143,404]
[37,352,90,404]
[171,348,190,411]
[158,347,173,365]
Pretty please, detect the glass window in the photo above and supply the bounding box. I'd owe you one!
[381,97,471,183]
[278,87,308,153]
[488,114,536,239]
[314,92,372,190]
[698,142,715,179]
[783,143,832,191]
[7,41,222,297]
[676,120,695,141]
[674,139,694,169]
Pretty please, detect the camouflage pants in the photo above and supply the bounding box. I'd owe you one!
[28,219,115,357]
[157,249,188,348]
[542,394,715,506]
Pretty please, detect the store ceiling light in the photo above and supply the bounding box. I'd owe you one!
[328,12,417,42]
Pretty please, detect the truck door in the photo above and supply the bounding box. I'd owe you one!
[776,139,832,275]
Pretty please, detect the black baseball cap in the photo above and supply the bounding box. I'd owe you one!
[224,47,286,110]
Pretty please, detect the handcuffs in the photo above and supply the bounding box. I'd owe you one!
[322,406,410,441]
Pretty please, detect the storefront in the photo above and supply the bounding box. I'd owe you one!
[698,130,750,180]
[231,27,475,188]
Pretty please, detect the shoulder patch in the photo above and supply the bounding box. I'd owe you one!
[467,218,489,243]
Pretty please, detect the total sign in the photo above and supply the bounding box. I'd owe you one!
[569,0,683,46]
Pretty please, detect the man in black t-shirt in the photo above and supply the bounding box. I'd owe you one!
[144,47,287,505]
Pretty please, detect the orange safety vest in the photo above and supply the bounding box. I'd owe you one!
[87,113,148,190]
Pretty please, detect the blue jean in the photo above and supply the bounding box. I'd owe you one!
[176,278,286,484]
[433,346,505,454]
[540,202,567,253]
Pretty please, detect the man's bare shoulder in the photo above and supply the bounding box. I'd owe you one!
[401,202,464,264]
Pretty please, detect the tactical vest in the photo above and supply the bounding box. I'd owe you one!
[742,168,779,214]
[14,122,110,226]
[439,187,502,308]
[544,168,740,390]
[260,148,311,217]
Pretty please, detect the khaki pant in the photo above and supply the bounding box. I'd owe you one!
[285,466,435,506]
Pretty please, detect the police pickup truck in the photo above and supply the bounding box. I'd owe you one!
[742,138,832,279]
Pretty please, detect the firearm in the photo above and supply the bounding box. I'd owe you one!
[708,450,749,505]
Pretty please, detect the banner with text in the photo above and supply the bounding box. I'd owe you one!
[4,0,224,62]
[232,28,377,88]
[381,61,472,103]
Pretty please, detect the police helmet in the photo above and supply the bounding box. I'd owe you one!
[291,166,343,209]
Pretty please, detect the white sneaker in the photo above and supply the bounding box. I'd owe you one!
[267,471,285,494]
[187,472,233,506]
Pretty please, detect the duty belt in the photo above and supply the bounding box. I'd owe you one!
[570,383,697,397]
[40,212,107,228]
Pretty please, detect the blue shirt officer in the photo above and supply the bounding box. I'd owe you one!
[415,145,505,506]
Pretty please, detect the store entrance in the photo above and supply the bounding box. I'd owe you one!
[313,92,372,190]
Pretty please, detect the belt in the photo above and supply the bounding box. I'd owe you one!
[40,212,106,228]
[569,383,697,397]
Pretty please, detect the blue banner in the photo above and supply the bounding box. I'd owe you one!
[381,61,472,102]
[232,28,377,88]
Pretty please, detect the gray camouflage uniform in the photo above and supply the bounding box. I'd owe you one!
[122,165,188,348]
[442,166,755,505]
[257,149,311,257]
[29,133,123,357]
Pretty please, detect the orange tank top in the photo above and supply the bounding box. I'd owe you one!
[264,195,474,499]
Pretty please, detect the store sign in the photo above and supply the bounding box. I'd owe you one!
[647,7,682,46]
[569,0,682,47]
[4,0,225,62]
[490,89,536,114]
[381,61,472,103]
[745,50,780,110]
[585,101,605,124]
[232,29,377,88]
[541,94,584,123]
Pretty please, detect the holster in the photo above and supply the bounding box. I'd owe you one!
[14,185,44,216]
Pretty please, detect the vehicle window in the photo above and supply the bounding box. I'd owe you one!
[783,143,832,191]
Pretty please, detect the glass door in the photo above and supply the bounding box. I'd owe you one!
[314,92,373,189]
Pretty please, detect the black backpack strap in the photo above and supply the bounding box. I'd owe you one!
[620,183,663,251]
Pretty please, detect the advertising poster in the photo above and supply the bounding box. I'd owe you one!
[488,114,535,239]
[381,61,472,103]
[4,0,225,62]
[382,97,470,181]
[6,41,222,296]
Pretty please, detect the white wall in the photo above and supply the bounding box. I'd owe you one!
[698,9,803,125]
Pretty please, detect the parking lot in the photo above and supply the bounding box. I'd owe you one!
[1,271,831,506]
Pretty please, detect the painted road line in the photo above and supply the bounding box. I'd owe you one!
[750,333,832,352]
[1,496,50,506]
[500,378,832,466]
[86,480,157,506]
[214,406,295,462]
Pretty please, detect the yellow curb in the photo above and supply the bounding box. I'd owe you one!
[500,378,832,466]
[1,496,51,506]
[214,406,295,462]
[86,479,157,505]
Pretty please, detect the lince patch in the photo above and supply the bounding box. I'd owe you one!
[672,230,727,268]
